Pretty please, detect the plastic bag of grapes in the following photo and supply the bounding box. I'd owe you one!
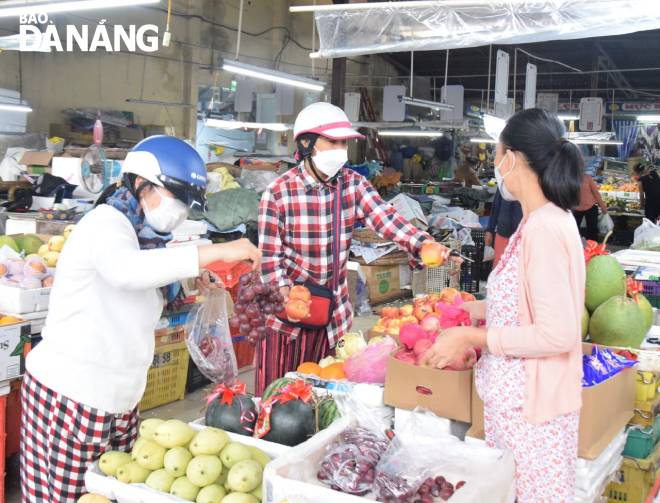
[185,288,239,384]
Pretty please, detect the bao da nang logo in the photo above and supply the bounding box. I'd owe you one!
[19,13,159,52]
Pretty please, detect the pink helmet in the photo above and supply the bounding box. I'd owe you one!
[293,102,364,141]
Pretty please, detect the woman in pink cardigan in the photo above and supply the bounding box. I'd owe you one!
[422,108,585,502]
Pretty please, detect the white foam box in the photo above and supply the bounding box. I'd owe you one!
[263,418,516,503]
[0,284,51,314]
[85,429,286,503]
[0,320,30,383]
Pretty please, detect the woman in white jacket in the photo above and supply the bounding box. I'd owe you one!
[20,136,260,502]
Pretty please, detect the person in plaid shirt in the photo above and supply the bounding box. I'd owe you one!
[256,102,452,394]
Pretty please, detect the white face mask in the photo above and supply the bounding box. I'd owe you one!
[143,187,189,233]
[312,148,348,179]
[495,151,517,201]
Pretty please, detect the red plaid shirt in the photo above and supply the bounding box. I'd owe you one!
[258,165,430,346]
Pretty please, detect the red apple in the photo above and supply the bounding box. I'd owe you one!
[413,338,433,356]
[420,241,447,268]
[445,347,478,371]
[381,306,400,319]
[420,314,442,334]
[414,303,433,321]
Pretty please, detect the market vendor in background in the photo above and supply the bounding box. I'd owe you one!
[485,189,523,267]
[453,154,481,187]
[20,136,261,502]
[633,161,660,223]
[422,109,585,502]
[256,102,454,395]
[573,172,609,241]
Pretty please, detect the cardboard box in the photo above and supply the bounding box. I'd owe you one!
[19,150,54,175]
[384,356,473,422]
[467,344,636,460]
[361,264,411,305]
[0,321,30,383]
[389,193,428,229]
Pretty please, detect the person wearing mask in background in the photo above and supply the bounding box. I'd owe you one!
[485,189,523,267]
[21,136,261,502]
[573,173,608,241]
[421,109,585,502]
[256,102,456,395]
[634,162,660,223]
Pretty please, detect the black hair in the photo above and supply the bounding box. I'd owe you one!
[94,173,145,207]
[500,108,583,211]
[633,163,646,174]
[295,132,333,183]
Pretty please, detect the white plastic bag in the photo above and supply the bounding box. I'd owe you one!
[185,288,238,383]
[632,218,660,251]
[598,213,614,235]
[483,245,495,262]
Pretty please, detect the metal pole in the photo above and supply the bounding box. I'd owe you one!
[311,0,316,77]
[235,0,244,60]
[410,51,414,97]
[486,45,492,112]
[443,49,449,102]
[513,48,518,111]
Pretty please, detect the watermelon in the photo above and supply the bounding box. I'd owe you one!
[318,398,340,430]
[206,395,257,436]
[262,400,315,446]
[262,377,294,401]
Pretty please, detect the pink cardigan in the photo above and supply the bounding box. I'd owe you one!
[487,203,586,424]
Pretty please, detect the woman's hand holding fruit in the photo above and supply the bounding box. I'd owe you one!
[420,326,487,370]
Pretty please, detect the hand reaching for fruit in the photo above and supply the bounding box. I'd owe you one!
[419,326,486,370]
[460,300,487,325]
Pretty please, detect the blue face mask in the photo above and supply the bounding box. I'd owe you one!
[495,151,516,201]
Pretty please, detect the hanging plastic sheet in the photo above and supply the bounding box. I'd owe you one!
[312,1,660,59]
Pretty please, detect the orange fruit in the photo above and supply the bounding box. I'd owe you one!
[319,362,346,381]
[297,362,321,376]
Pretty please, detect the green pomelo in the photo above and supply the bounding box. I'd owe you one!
[634,294,654,333]
[585,256,626,312]
[0,236,19,253]
[589,296,647,348]
[582,308,590,341]
[14,234,44,255]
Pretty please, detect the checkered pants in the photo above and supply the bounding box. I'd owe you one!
[20,371,139,502]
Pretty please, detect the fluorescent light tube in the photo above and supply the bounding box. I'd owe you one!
[557,114,579,121]
[205,119,291,132]
[0,0,160,18]
[637,115,660,123]
[402,96,454,112]
[470,137,497,144]
[570,139,622,146]
[222,59,325,92]
[378,130,443,137]
[0,102,32,113]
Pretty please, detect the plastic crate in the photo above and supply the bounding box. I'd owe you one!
[165,310,190,328]
[632,394,660,428]
[185,357,211,393]
[641,281,660,309]
[608,441,660,503]
[460,245,482,294]
[0,394,6,503]
[5,380,21,459]
[139,340,189,412]
[624,426,656,460]
[638,371,659,403]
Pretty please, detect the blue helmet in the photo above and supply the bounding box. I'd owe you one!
[121,135,207,212]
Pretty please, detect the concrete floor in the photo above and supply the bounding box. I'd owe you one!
[5,315,381,502]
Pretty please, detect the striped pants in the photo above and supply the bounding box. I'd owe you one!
[20,371,138,502]
[255,328,331,396]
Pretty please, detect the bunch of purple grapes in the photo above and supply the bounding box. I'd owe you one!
[374,474,466,502]
[317,427,390,496]
[228,272,284,343]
